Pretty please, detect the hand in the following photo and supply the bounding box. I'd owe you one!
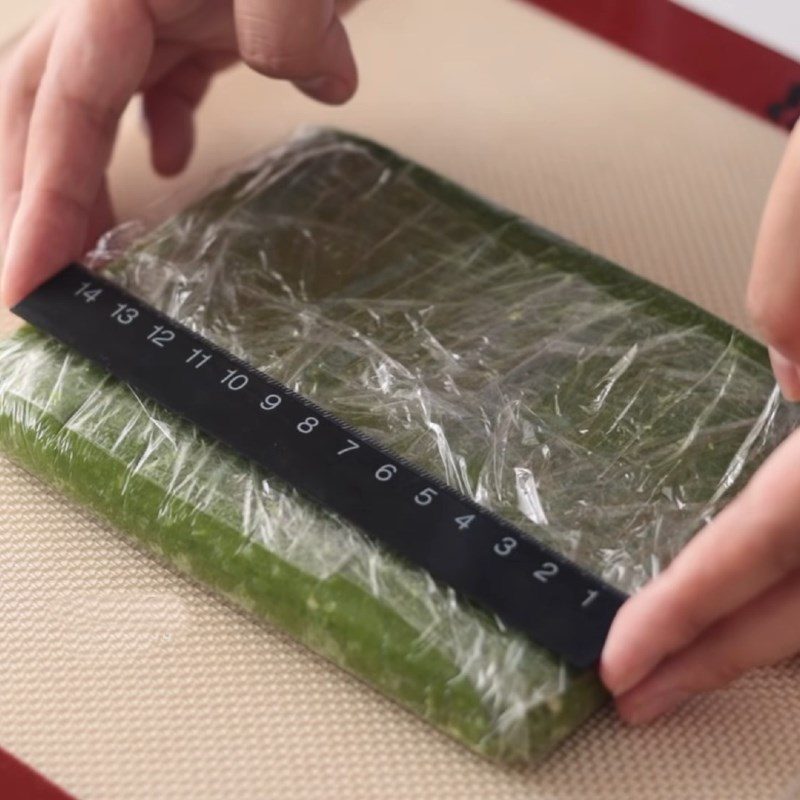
[599,123,800,724]
[748,117,800,401]
[0,0,359,307]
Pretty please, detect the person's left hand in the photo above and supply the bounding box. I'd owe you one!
[0,0,361,308]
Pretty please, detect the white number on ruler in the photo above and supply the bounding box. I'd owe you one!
[375,464,397,482]
[75,282,102,303]
[147,325,175,348]
[337,439,360,455]
[414,487,438,506]
[582,589,599,609]
[111,303,139,325]
[186,349,211,369]
[493,537,517,557]
[221,370,249,391]
[533,562,559,583]
[297,416,319,434]
[455,514,475,531]
[260,394,282,411]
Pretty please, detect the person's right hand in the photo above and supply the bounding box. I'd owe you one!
[748,118,800,399]
[0,0,359,308]
[597,118,800,726]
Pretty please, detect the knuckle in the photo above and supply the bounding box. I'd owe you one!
[668,597,708,643]
[761,522,800,574]
[241,42,311,79]
[739,485,800,570]
[239,19,330,81]
[649,588,709,651]
[694,657,744,691]
[36,183,93,223]
[62,89,119,138]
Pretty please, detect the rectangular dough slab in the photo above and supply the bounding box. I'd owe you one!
[0,128,795,762]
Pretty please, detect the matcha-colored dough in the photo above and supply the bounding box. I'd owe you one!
[0,129,796,762]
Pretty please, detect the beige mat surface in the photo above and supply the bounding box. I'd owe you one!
[1,1,799,798]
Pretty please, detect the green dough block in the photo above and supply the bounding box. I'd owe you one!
[0,129,796,762]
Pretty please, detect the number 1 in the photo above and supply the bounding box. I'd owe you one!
[582,589,599,608]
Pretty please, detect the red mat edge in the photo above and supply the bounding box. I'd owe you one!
[522,0,800,128]
[0,746,76,800]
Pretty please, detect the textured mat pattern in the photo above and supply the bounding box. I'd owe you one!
[1,0,799,797]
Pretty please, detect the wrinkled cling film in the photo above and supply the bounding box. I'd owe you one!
[0,128,797,761]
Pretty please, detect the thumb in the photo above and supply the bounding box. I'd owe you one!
[234,0,358,105]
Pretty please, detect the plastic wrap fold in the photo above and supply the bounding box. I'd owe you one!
[0,129,797,762]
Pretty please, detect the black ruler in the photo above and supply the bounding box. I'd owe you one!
[13,263,627,669]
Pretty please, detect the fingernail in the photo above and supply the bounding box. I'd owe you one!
[296,75,353,105]
[600,663,636,699]
[769,348,800,402]
[599,617,648,697]
[621,689,691,726]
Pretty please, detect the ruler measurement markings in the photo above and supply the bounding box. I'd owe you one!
[17,264,627,668]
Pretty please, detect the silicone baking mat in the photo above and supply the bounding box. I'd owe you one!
[1,0,799,797]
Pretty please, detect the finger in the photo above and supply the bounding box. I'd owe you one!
[768,347,800,402]
[143,56,218,177]
[234,0,358,105]
[1,0,155,307]
[84,177,115,255]
[615,568,800,724]
[601,426,800,696]
[747,122,800,369]
[0,10,58,245]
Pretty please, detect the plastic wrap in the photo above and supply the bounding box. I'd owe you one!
[0,128,797,762]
